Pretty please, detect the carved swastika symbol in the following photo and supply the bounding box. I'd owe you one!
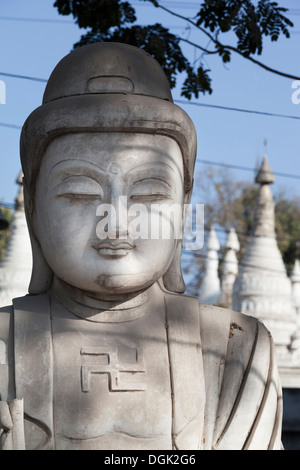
[80,347,146,393]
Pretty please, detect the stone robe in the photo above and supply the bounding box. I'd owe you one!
[0,284,282,450]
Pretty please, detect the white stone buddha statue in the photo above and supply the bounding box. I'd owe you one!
[0,43,282,450]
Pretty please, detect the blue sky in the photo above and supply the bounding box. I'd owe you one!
[0,0,300,220]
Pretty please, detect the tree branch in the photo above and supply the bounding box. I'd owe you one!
[220,44,300,80]
[178,37,218,55]
[152,0,300,81]
[153,1,217,44]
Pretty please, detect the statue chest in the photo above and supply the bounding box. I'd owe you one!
[50,307,173,450]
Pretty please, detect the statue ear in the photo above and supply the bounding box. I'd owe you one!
[23,182,53,294]
[162,190,192,294]
[162,239,185,294]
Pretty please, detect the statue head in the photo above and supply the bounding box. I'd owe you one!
[20,43,197,297]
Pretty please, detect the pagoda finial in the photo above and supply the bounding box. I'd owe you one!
[253,156,276,237]
[255,155,275,185]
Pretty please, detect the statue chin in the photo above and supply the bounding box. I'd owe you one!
[52,271,160,304]
[95,273,156,293]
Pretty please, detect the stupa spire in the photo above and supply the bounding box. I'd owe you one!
[232,155,297,384]
[291,260,300,316]
[0,171,32,306]
[198,225,221,305]
[219,228,240,308]
[253,155,276,238]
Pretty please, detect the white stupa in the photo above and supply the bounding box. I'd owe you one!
[291,260,300,316]
[218,228,240,308]
[289,260,300,367]
[232,156,298,385]
[0,172,32,307]
[198,225,221,305]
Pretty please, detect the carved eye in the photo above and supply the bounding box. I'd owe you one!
[55,176,103,201]
[129,179,172,202]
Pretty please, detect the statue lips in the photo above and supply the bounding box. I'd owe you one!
[92,241,136,258]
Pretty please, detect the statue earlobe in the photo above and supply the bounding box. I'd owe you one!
[163,240,186,294]
[23,182,53,294]
[162,191,193,294]
[27,231,53,294]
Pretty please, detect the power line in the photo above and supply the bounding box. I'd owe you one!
[0,3,297,16]
[174,99,300,121]
[0,4,297,33]
[202,224,299,244]
[0,12,298,33]
[134,2,300,15]
[196,159,300,181]
[0,122,299,181]
[0,72,47,83]
[1,71,300,180]
[0,70,299,122]
[183,225,282,245]
[182,249,298,277]
[0,71,299,122]
[0,122,21,130]
[1,123,300,180]
[0,16,73,24]
[132,1,199,9]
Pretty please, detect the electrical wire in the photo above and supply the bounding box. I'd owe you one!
[182,249,298,277]
[0,122,21,130]
[0,72,47,83]
[132,1,199,8]
[196,160,300,181]
[1,118,300,182]
[1,72,299,121]
[0,16,73,23]
[174,99,300,121]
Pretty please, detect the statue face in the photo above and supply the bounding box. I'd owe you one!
[34,132,184,297]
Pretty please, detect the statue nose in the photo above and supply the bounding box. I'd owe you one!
[110,195,129,239]
[96,195,129,240]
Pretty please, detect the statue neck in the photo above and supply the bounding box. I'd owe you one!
[51,276,152,322]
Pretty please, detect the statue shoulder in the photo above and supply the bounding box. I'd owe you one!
[0,293,50,370]
[162,291,282,449]
[0,303,13,355]
[0,303,13,401]
[162,287,273,348]
[162,289,271,345]
[162,289,200,311]
[0,294,50,404]
[198,303,282,450]
[198,302,269,342]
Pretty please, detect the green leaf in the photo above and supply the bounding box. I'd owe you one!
[181,66,212,100]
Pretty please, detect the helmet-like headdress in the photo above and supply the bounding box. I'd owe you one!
[20,42,197,294]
